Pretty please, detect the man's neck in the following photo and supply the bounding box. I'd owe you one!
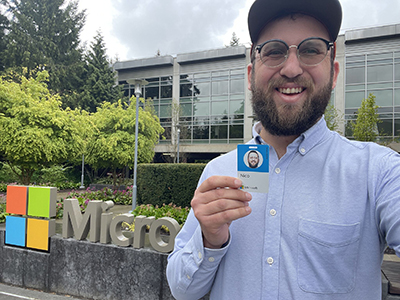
[259,127,299,159]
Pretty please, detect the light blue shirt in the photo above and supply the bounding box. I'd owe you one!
[167,118,400,300]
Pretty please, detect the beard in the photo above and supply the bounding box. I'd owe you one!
[251,73,333,136]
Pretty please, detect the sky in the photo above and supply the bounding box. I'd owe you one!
[77,0,400,62]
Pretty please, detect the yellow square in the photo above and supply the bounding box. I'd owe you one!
[26,218,54,251]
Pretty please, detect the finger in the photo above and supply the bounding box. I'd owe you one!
[200,198,250,216]
[196,176,242,194]
[194,187,251,206]
[202,205,252,225]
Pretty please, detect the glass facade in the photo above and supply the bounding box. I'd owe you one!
[121,69,245,145]
[122,76,173,143]
[345,50,400,139]
[179,68,245,144]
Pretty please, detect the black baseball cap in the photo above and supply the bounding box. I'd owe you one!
[248,0,342,44]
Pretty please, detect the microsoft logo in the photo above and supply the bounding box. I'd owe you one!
[5,185,56,251]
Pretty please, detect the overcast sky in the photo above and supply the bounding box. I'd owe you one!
[77,0,400,62]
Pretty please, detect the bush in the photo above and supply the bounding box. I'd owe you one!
[137,163,206,207]
[132,203,189,227]
[56,186,133,218]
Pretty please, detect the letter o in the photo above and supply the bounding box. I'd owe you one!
[149,217,180,253]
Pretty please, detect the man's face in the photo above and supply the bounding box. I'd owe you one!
[247,15,339,136]
[248,152,259,168]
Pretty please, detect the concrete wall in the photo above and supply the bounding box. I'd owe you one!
[0,230,179,300]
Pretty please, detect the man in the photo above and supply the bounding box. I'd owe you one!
[167,0,400,299]
[248,150,260,168]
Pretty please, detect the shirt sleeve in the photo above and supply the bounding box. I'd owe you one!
[374,150,400,256]
[166,164,230,300]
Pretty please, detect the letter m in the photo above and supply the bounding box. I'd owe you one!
[62,199,102,242]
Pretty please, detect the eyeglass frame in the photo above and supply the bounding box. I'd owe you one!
[255,37,334,68]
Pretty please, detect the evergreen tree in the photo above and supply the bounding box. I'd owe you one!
[0,11,9,72]
[1,0,86,103]
[80,32,122,113]
[229,32,240,47]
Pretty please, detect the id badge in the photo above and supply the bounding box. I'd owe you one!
[237,144,269,193]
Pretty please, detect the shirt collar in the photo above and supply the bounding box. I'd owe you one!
[252,116,330,156]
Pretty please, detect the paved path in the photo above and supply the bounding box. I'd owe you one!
[0,283,84,300]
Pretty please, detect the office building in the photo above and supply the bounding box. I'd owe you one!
[114,23,400,161]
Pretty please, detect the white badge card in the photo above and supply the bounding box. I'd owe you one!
[237,144,269,193]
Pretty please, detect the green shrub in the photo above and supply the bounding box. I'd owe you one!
[0,195,8,223]
[132,203,189,226]
[56,186,133,218]
[137,163,206,207]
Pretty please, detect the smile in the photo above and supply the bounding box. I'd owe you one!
[278,87,304,94]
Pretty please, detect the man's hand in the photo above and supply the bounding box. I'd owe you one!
[191,176,252,249]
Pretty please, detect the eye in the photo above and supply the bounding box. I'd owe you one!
[261,43,286,58]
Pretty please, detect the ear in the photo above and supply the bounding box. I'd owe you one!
[247,63,253,91]
[332,61,339,89]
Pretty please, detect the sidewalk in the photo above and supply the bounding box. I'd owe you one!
[0,282,84,300]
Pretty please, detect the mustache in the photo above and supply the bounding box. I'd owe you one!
[266,77,314,91]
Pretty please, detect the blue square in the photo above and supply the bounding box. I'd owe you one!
[5,216,26,247]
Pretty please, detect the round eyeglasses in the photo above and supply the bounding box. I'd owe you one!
[255,37,334,67]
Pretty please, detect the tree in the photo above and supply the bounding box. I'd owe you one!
[0,11,9,72]
[228,32,240,47]
[324,103,342,134]
[79,32,122,113]
[0,70,85,184]
[1,0,86,103]
[352,93,381,142]
[86,100,164,187]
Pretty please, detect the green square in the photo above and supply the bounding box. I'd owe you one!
[27,187,56,218]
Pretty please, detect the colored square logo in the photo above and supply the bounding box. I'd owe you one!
[6,186,28,215]
[5,216,26,247]
[5,185,56,251]
[27,186,56,218]
[26,218,55,251]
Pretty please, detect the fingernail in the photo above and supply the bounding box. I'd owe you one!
[234,179,242,186]
[246,193,252,200]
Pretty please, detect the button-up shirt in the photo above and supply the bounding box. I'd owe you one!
[167,118,400,300]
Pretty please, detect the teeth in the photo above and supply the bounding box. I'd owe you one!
[279,87,303,94]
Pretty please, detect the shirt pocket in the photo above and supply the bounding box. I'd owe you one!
[297,218,361,294]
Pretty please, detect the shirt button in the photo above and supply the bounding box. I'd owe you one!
[208,257,215,262]
[270,209,277,216]
[267,257,274,265]
[300,148,306,154]
[198,252,202,259]
[275,168,281,174]
[186,274,191,279]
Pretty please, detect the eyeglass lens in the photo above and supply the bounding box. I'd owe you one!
[259,38,329,67]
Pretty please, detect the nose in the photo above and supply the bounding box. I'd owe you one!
[279,48,303,79]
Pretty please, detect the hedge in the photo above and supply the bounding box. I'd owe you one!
[137,163,206,208]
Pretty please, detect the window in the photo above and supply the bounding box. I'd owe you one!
[179,68,245,144]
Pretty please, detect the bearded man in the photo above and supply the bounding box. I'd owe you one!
[167,0,400,299]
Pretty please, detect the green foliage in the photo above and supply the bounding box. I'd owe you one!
[0,71,85,184]
[352,93,381,142]
[56,186,132,218]
[325,103,342,133]
[0,200,8,224]
[86,101,164,186]
[0,162,20,183]
[79,32,122,112]
[137,163,206,207]
[1,0,86,102]
[132,203,190,227]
